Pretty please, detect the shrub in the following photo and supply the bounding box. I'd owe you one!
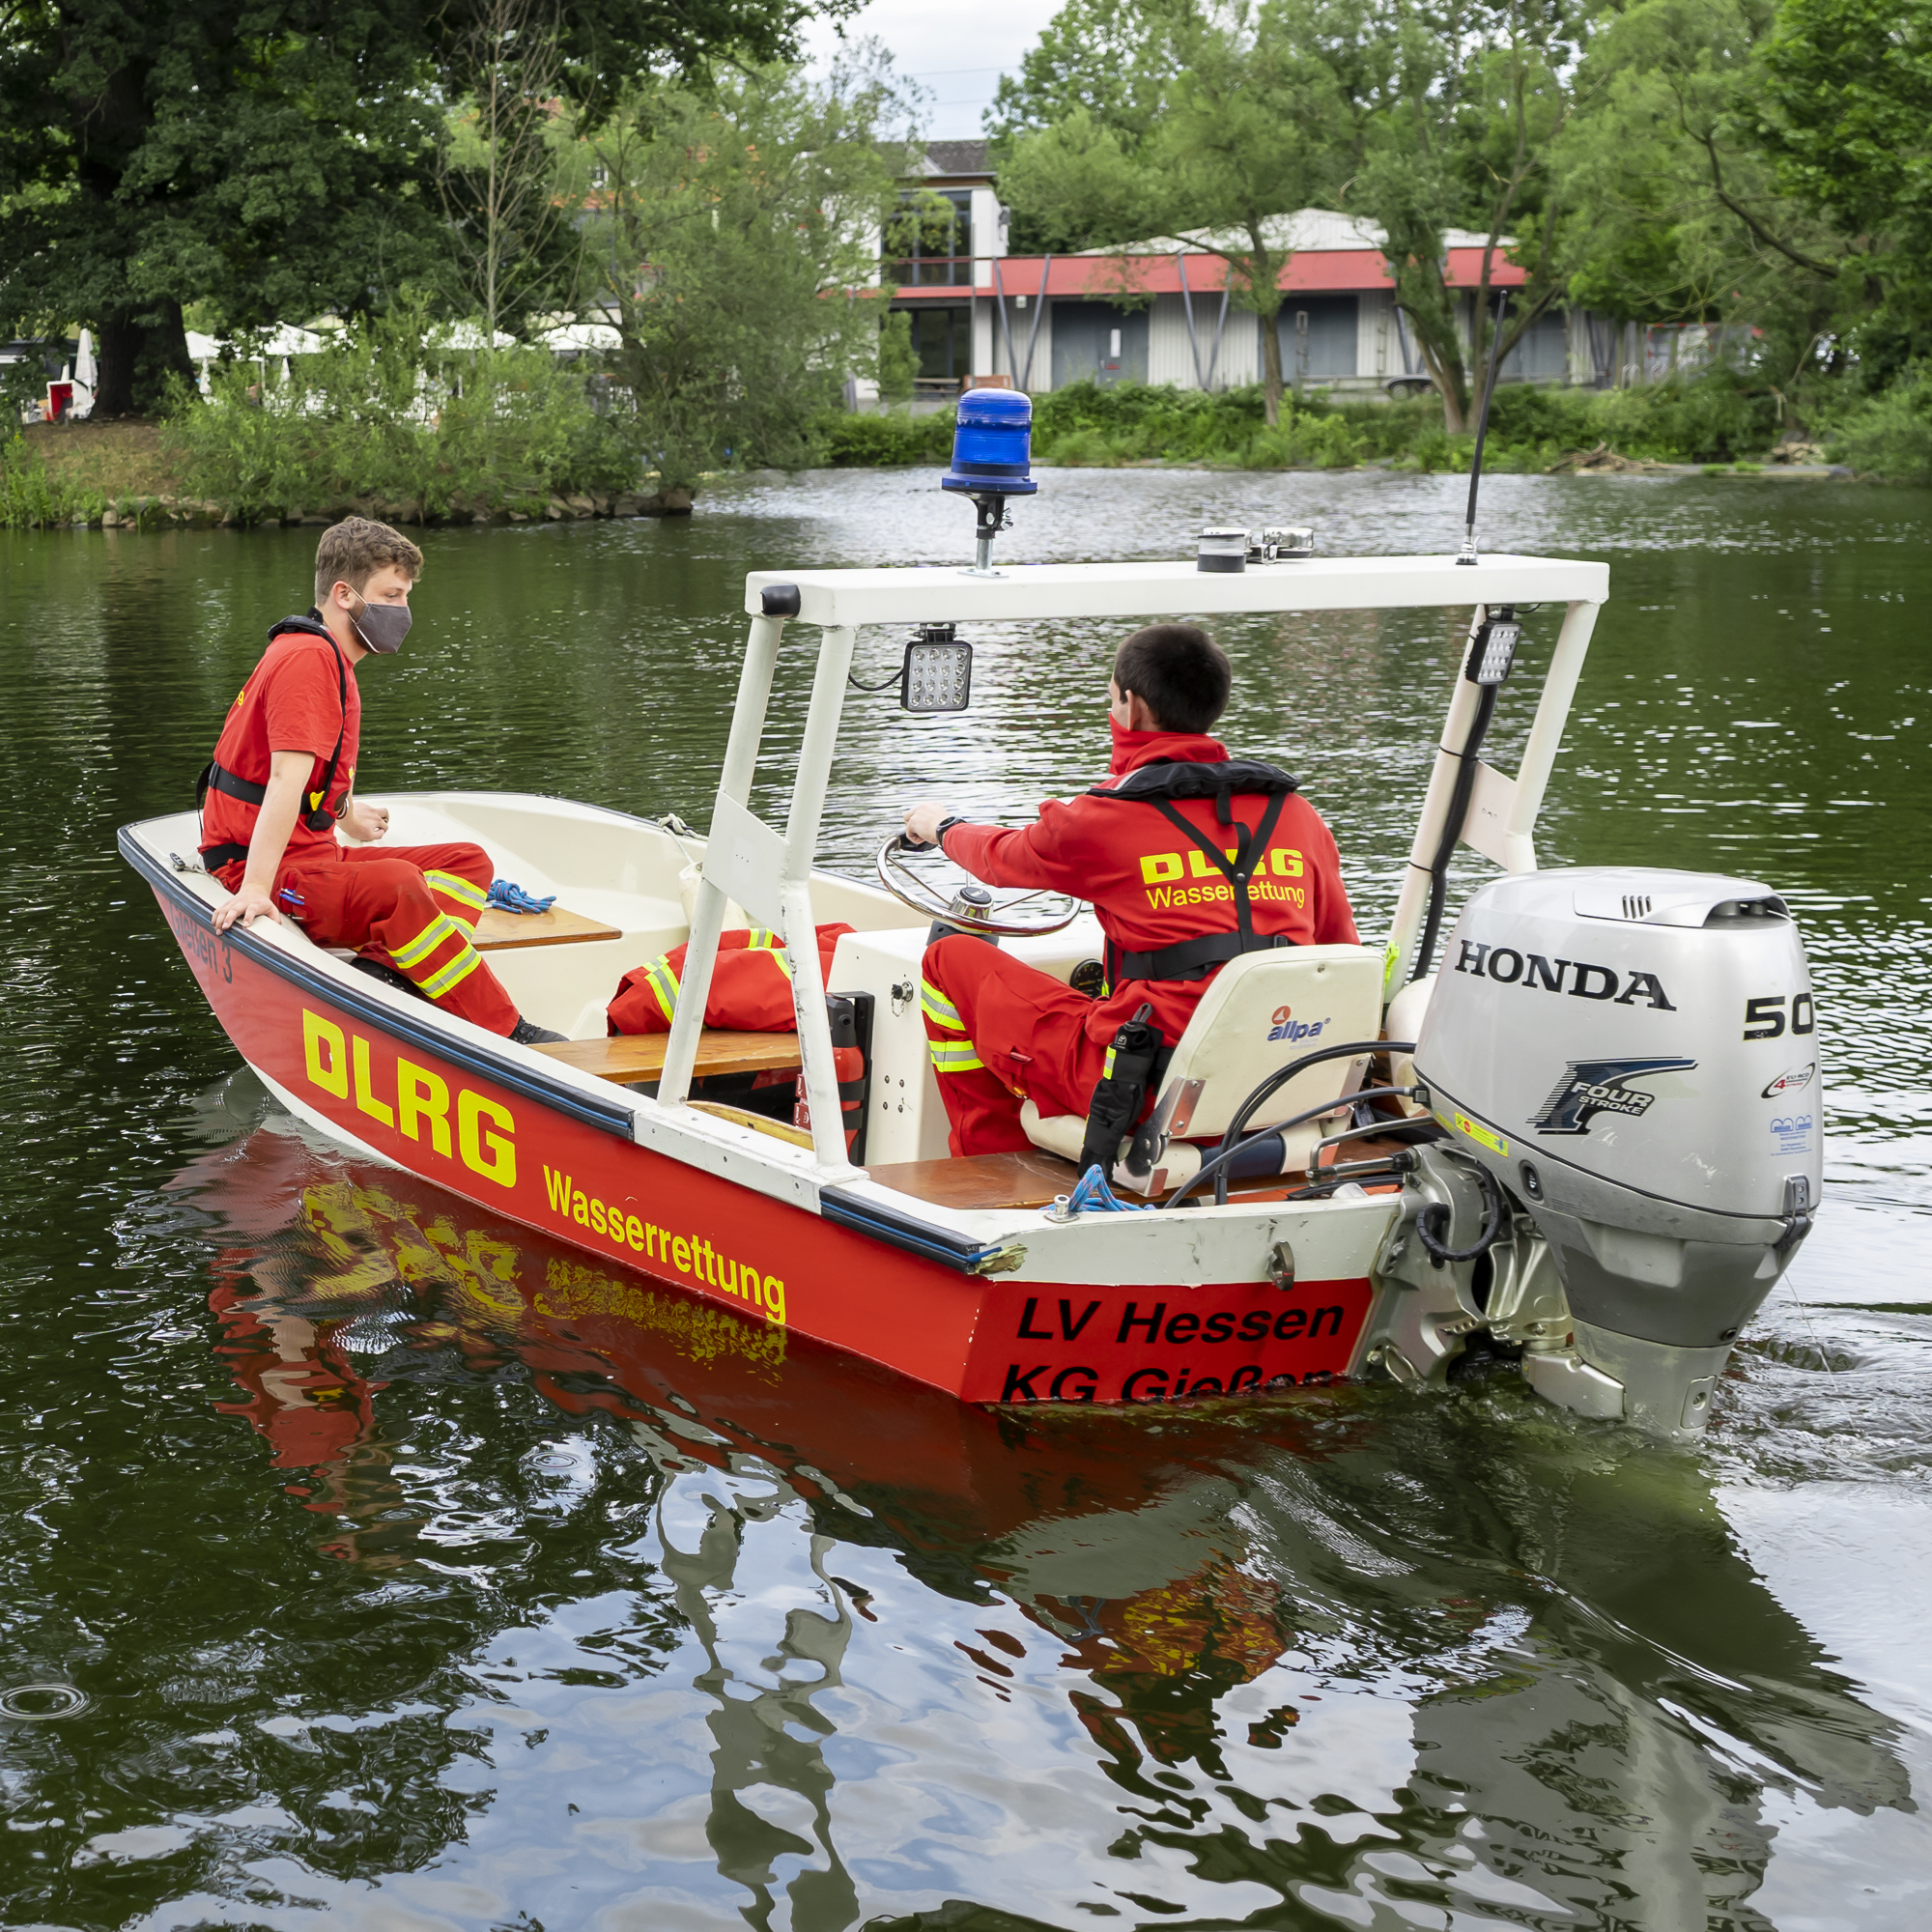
[1041,426,1126,466]
[1588,372,1779,464]
[1238,412,1363,469]
[816,408,954,467]
[0,435,106,527]
[1825,366,1932,483]
[162,306,640,524]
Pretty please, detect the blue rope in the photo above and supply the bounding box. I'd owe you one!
[486,878,556,915]
[1066,1164,1151,1214]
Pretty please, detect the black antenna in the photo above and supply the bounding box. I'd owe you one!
[1456,289,1510,566]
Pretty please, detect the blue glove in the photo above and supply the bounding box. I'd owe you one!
[486,879,556,915]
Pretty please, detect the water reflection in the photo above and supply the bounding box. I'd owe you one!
[147,1122,1916,1929]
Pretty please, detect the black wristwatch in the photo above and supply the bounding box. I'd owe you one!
[934,814,968,844]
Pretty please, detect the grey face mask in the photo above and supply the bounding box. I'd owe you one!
[350,593,412,655]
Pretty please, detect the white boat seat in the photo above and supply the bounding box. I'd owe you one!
[1019,944,1384,1192]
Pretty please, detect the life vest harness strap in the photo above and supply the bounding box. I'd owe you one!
[1104,784,1292,983]
[194,613,351,860]
[200,760,268,807]
[1116,927,1291,982]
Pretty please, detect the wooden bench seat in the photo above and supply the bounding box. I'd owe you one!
[531,1030,803,1087]
[473,905,623,952]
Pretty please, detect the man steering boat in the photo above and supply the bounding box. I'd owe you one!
[904,622,1358,1157]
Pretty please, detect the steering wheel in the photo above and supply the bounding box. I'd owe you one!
[875,834,1083,939]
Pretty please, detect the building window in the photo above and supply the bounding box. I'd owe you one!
[887,190,974,288]
[902,305,971,388]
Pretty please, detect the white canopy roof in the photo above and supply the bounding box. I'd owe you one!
[744,554,1608,628]
[185,325,327,361]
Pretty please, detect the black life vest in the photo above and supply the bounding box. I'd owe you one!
[195,614,350,869]
[1086,757,1302,983]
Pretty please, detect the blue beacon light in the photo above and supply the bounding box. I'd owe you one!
[941,388,1037,574]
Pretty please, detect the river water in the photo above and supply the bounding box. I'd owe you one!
[1,469,1927,1929]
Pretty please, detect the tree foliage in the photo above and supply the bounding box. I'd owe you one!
[998,1,1350,425]
[0,0,846,413]
[574,56,915,487]
[995,0,1932,424]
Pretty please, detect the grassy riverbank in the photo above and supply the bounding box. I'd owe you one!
[9,365,1928,529]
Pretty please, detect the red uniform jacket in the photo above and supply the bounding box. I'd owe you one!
[200,620,360,875]
[940,723,1357,1047]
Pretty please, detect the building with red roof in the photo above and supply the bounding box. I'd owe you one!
[879,142,1613,403]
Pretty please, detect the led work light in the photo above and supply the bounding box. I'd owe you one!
[900,623,973,714]
[1465,607,1522,686]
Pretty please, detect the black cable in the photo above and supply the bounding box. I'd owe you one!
[1281,1158,1412,1203]
[1462,288,1510,555]
[1415,1160,1508,1266]
[1408,677,1498,982]
[848,667,902,693]
[1153,1038,1415,1209]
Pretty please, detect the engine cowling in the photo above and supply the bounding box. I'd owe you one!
[1412,867,1820,1432]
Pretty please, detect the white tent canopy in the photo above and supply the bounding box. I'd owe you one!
[540,322,621,355]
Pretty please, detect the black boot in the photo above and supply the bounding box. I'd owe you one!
[348,955,429,1000]
[509,1015,567,1045]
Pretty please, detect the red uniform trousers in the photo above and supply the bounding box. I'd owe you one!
[922,934,1132,1156]
[607,924,853,1036]
[219,841,518,1036]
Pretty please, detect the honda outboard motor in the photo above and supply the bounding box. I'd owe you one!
[1414,867,1820,1435]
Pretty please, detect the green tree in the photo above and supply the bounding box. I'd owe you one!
[1554,0,1849,384]
[985,0,1182,251]
[439,0,578,342]
[1758,0,1932,373]
[0,0,845,416]
[577,57,914,489]
[1000,0,1348,425]
[1336,0,1584,431]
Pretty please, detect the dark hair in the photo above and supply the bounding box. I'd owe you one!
[1112,623,1232,733]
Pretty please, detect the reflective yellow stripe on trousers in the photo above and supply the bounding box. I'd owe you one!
[640,955,681,1023]
[426,869,489,932]
[927,1037,985,1075]
[420,943,485,1001]
[921,980,964,1032]
[390,914,459,970]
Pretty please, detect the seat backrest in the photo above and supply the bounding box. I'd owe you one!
[1154,944,1383,1140]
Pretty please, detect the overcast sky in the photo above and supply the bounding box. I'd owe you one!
[800,0,1062,142]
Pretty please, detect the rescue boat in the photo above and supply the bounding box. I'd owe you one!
[124,402,1822,1439]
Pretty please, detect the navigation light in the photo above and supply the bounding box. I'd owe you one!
[941,388,1037,575]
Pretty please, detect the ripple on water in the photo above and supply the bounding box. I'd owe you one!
[0,473,1928,1927]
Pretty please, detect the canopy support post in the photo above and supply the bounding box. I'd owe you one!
[1383,596,1599,998]
[660,612,784,1107]
[782,624,858,1170]
[661,613,860,1179]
